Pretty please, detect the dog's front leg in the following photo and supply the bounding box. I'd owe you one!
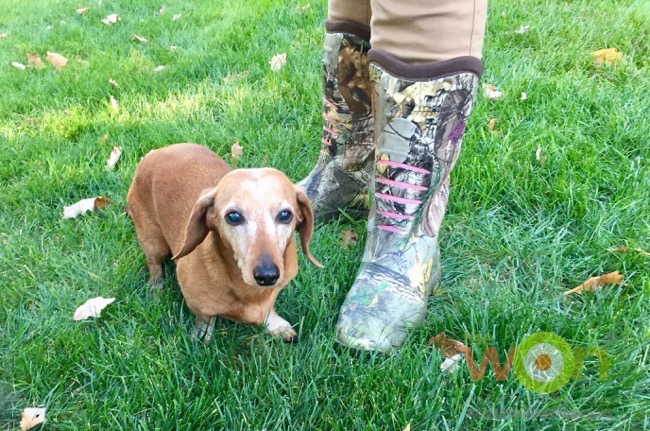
[264,308,298,343]
[192,315,216,343]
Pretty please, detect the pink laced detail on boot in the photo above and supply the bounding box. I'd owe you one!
[375,160,430,233]
[321,98,342,147]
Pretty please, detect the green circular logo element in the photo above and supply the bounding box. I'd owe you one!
[513,332,574,394]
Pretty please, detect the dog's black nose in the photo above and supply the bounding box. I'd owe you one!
[254,262,280,286]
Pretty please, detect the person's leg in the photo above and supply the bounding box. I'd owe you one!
[297,0,375,222]
[336,0,487,352]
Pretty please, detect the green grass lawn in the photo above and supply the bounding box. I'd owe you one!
[1,0,649,429]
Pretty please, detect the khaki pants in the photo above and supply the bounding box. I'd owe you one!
[328,0,487,63]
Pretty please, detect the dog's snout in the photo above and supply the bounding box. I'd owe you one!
[254,261,280,286]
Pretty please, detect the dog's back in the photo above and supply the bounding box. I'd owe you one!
[127,144,232,267]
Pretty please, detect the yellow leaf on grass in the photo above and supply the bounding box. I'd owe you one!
[102,13,120,25]
[269,53,287,72]
[108,78,119,88]
[482,83,503,100]
[131,34,148,43]
[428,332,470,375]
[294,3,311,13]
[223,70,249,83]
[109,95,119,112]
[487,118,497,130]
[340,230,358,249]
[564,271,624,295]
[231,142,243,162]
[610,246,650,257]
[76,7,90,15]
[20,408,46,431]
[535,146,546,165]
[105,146,122,171]
[0,32,9,39]
[592,48,622,65]
[12,61,26,70]
[46,51,68,69]
[73,296,115,320]
[63,197,112,219]
[172,13,182,21]
[159,6,167,15]
[428,332,470,358]
[28,53,45,68]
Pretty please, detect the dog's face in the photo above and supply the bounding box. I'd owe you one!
[172,168,322,288]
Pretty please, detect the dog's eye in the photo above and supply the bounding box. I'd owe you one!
[276,210,293,224]
[225,211,244,225]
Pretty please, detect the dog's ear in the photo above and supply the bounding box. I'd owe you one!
[295,187,324,268]
[172,189,217,261]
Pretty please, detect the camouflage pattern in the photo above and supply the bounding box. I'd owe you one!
[336,62,480,352]
[297,31,374,222]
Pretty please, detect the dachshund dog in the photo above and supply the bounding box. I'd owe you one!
[127,144,322,342]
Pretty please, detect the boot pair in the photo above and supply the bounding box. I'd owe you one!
[299,20,483,353]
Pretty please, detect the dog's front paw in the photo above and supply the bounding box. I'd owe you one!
[265,308,298,343]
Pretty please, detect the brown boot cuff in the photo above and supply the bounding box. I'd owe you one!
[325,19,371,43]
[368,49,483,80]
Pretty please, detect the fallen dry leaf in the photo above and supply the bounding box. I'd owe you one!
[610,246,650,257]
[429,333,471,376]
[75,54,89,65]
[428,332,470,358]
[109,95,119,112]
[231,142,243,162]
[223,70,249,83]
[521,92,528,100]
[564,271,624,295]
[172,13,182,21]
[76,7,90,15]
[105,146,122,171]
[159,5,167,15]
[108,79,119,88]
[169,45,177,51]
[20,408,46,431]
[46,51,68,69]
[487,118,497,131]
[153,65,166,72]
[340,230,358,249]
[131,34,148,43]
[535,146,545,165]
[514,25,529,34]
[27,53,45,68]
[482,83,503,100]
[402,424,411,431]
[102,13,120,25]
[63,196,112,219]
[269,53,287,72]
[592,48,622,65]
[12,61,26,70]
[73,296,115,320]
[0,33,8,39]
[440,353,464,375]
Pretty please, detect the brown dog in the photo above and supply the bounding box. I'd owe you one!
[126,143,322,342]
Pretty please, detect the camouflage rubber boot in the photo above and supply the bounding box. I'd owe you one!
[297,20,374,222]
[336,50,484,353]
